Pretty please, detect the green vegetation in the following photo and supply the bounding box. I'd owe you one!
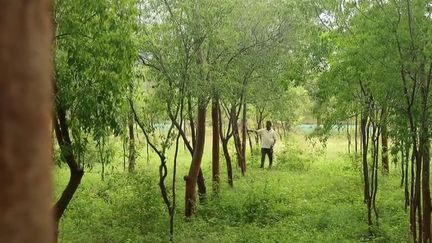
[55,133,410,242]
[3,0,432,242]
[48,0,432,242]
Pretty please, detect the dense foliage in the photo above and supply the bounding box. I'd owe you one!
[51,0,432,242]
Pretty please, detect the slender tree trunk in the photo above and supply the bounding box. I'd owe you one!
[421,138,431,243]
[371,123,380,226]
[146,139,150,165]
[241,102,247,174]
[255,110,263,146]
[123,135,127,171]
[170,129,181,240]
[101,150,105,181]
[413,145,422,241]
[218,104,234,187]
[212,97,220,194]
[401,141,406,187]
[361,114,370,206]
[54,107,84,225]
[221,139,234,187]
[347,120,351,154]
[247,130,253,154]
[410,143,417,239]
[185,100,207,217]
[420,77,431,242]
[187,97,196,149]
[355,113,358,155]
[381,119,389,174]
[128,112,136,172]
[0,2,54,241]
[232,106,243,171]
[405,141,410,211]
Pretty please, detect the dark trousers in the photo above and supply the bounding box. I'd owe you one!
[260,148,273,167]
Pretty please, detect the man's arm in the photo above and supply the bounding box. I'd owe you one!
[248,128,264,134]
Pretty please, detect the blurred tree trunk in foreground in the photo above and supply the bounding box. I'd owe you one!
[0,1,54,242]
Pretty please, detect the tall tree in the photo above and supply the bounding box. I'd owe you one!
[53,0,138,232]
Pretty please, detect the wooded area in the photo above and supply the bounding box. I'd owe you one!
[1,0,432,242]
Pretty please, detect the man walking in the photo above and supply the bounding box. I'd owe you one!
[249,121,277,168]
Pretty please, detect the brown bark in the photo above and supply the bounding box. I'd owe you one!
[221,139,234,187]
[211,97,220,194]
[421,138,431,243]
[360,114,373,226]
[420,74,431,242]
[197,168,207,202]
[54,106,84,223]
[128,112,136,172]
[185,100,207,217]
[187,97,196,149]
[218,103,234,187]
[0,1,54,242]
[361,115,370,206]
[231,102,246,174]
[168,98,207,201]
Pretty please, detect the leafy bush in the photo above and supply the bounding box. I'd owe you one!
[59,171,166,242]
[276,140,314,172]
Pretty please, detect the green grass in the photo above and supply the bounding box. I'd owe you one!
[54,133,411,242]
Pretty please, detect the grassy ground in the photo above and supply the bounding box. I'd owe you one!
[55,132,411,242]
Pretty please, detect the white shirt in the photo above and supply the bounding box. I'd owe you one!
[257,128,277,149]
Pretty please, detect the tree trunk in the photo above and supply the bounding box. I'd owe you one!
[404,141,410,211]
[128,112,136,172]
[197,168,206,202]
[421,137,431,243]
[346,120,351,154]
[212,97,220,194]
[221,139,234,187]
[355,114,358,155]
[241,102,247,174]
[381,118,389,174]
[185,100,207,217]
[123,136,127,171]
[218,103,234,187]
[232,106,243,171]
[0,2,54,241]
[247,130,253,154]
[420,77,431,242]
[255,108,263,146]
[54,106,84,225]
[187,97,196,149]
[360,114,372,226]
[361,115,370,204]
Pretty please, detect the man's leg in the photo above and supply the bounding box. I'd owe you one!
[268,148,273,168]
[260,148,266,168]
